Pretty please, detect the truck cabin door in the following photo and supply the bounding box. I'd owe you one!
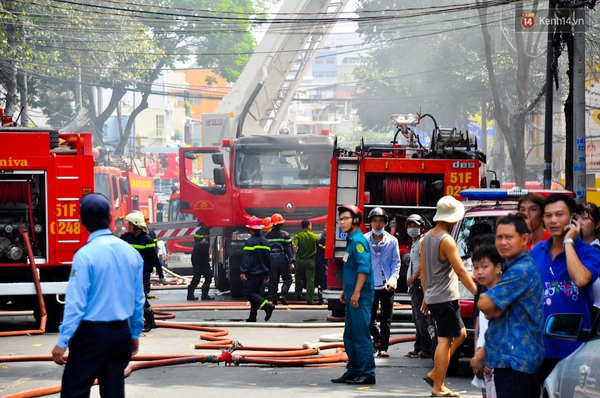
[179,147,233,227]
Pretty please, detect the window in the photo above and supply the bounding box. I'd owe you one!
[326,58,335,64]
[156,114,165,136]
[327,71,335,78]
[315,72,323,78]
[315,58,323,64]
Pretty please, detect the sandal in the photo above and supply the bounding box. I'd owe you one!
[404,350,418,357]
[377,350,390,357]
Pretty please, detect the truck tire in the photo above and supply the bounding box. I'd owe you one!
[327,297,345,319]
[228,257,244,299]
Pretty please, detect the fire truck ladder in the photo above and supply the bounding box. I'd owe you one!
[334,157,359,258]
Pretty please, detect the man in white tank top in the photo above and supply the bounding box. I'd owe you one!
[421,196,477,397]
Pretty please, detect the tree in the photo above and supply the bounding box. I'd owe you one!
[0,0,270,153]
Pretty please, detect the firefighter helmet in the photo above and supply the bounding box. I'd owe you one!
[262,217,273,232]
[125,211,149,233]
[271,213,285,225]
[338,204,362,225]
[405,214,425,229]
[245,216,264,230]
[368,207,388,224]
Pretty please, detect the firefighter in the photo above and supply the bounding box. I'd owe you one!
[121,211,161,332]
[315,224,327,305]
[144,214,166,284]
[239,216,274,322]
[331,204,375,385]
[265,213,294,306]
[187,225,214,301]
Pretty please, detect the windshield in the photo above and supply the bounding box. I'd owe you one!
[235,147,331,188]
[455,216,496,259]
[168,198,196,222]
[94,173,111,200]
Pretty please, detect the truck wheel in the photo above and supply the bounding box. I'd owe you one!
[447,350,460,375]
[327,298,345,319]
[212,241,229,292]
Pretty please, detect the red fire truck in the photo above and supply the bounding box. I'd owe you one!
[323,113,488,316]
[178,133,334,297]
[0,127,94,330]
[93,165,158,225]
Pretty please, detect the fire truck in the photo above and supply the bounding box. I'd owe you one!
[0,127,94,330]
[179,134,334,297]
[94,162,158,224]
[323,113,488,317]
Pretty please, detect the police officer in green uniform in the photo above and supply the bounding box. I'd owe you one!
[292,219,319,304]
[331,204,376,385]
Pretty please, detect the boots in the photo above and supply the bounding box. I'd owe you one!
[187,286,198,301]
[201,284,214,300]
[142,308,157,332]
[280,280,291,306]
[317,286,324,305]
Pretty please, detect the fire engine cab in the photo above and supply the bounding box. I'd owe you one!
[0,127,94,330]
[323,113,488,317]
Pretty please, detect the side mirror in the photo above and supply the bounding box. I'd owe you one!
[212,153,223,165]
[213,167,226,186]
[489,180,501,189]
[119,177,129,196]
[184,151,197,160]
[179,201,192,210]
[156,202,164,211]
[544,313,586,340]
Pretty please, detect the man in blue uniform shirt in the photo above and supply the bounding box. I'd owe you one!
[52,193,145,398]
[331,204,375,385]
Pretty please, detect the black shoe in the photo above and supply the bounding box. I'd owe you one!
[187,296,199,301]
[346,376,376,385]
[201,296,215,300]
[264,303,275,321]
[331,373,354,383]
[246,317,257,322]
[280,297,288,306]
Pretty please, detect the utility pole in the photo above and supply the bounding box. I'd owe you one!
[573,5,587,202]
[543,3,555,189]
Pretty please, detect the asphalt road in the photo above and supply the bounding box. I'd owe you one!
[0,285,484,398]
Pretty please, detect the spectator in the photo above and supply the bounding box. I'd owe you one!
[470,245,503,398]
[421,196,477,397]
[518,193,548,250]
[365,208,400,358]
[404,214,433,359]
[239,216,274,322]
[531,194,600,385]
[576,202,600,318]
[113,217,125,238]
[478,213,544,398]
[292,219,319,304]
[330,204,375,385]
[52,193,145,397]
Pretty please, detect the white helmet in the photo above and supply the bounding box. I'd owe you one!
[125,211,148,232]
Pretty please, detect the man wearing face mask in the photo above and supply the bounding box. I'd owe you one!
[405,214,433,359]
[365,207,400,357]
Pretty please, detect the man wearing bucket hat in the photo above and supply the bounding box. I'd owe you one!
[421,196,477,398]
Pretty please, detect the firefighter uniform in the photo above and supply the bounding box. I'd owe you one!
[265,226,294,305]
[188,230,214,300]
[239,231,274,322]
[343,228,375,379]
[121,231,161,331]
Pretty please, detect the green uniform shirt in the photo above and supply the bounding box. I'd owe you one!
[292,229,319,260]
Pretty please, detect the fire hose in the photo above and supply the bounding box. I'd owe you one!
[0,310,416,398]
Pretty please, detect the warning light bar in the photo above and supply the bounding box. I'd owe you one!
[460,188,576,201]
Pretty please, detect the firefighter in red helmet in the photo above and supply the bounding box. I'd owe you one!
[239,216,275,322]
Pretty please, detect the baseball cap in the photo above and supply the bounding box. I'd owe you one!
[433,196,465,223]
[80,193,110,219]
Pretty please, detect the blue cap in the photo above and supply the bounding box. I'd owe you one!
[80,193,110,219]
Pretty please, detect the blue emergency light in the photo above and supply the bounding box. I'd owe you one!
[460,188,576,201]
